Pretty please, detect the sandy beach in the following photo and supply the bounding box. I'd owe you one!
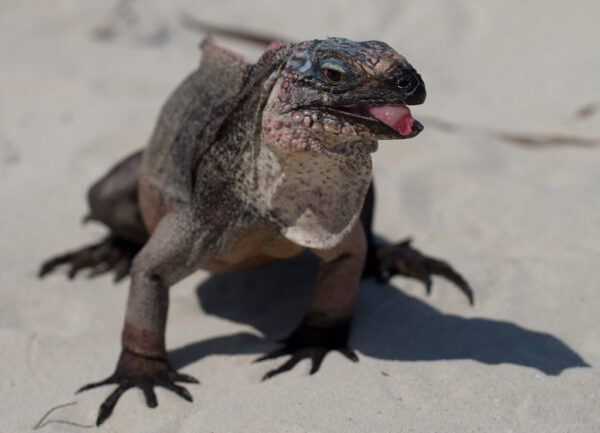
[1,1,599,431]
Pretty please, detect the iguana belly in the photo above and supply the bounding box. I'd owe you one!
[198,221,305,273]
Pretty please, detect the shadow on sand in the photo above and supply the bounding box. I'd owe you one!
[170,252,588,376]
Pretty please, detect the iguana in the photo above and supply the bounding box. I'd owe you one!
[40,37,473,426]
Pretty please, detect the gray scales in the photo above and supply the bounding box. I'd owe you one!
[40,37,472,426]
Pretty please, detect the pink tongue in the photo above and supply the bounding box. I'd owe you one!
[366,105,414,135]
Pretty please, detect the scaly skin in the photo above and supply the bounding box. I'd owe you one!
[263,38,425,155]
[40,37,472,426]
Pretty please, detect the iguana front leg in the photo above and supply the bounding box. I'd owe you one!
[257,222,366,379]
[78,207,202,425]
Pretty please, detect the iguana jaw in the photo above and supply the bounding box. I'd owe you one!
[262,84,424,154]
[261,37,428,154]
[322,104,423,139]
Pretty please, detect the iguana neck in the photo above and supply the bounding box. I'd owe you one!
[240,139,373,249]
[231,74,373,249]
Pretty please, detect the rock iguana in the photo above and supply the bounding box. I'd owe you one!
[40,37,473,426]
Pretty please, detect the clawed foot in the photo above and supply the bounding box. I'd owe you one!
[78,349,198,426]
[255,322,358,381]
[39,235,140,282]
[376,238,474,304]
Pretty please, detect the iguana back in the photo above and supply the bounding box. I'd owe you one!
[139,40,248,229]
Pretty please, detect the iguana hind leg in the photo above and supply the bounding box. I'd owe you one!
[39,150,148,281]
[39,235,140,281]
[374,238,474,304]
[360,182,474,304]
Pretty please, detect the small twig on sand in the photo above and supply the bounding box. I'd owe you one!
[32,401,94,430]
[180,13,289,45]
[422,115,600,148]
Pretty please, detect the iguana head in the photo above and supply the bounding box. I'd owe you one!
[262,37,426,155]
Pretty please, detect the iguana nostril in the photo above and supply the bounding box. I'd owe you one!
[386,70,416,90]
[397,78,411,88]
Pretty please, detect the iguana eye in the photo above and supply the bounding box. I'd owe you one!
[322,63,346,84]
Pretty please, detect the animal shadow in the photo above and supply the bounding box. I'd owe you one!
[169,252,588,376]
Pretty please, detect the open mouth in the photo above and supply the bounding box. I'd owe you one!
[334,105,421,136]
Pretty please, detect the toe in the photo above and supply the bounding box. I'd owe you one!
[171,372,200,384]
[262,355,302,381]
[308,349,326,375]
[96,385,131,426]
[77,375,116,393]
[161,382,193,402]
[142,385,158,408]
[254,348,289,363]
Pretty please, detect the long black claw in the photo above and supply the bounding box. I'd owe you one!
[338,347,359,362]
[461,283,474,305]
[68,255,93,279]
[254,348,288,363]
[142,385,158,408]
[39,253,75,277]
[414,262,432,295]
[162,382,193,402]
[96,385,130,426]
[452,278,473,305]
[424,278,433,296]
[426,258,474,304]
[309,350,326,375]
[77,375,115,393]
[113,258,131,282]
[171,372,200,384]
[262,356,302,381]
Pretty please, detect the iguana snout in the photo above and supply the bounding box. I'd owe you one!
[383,65,426,106]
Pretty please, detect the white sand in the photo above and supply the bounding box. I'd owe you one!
[1,1,599,431]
